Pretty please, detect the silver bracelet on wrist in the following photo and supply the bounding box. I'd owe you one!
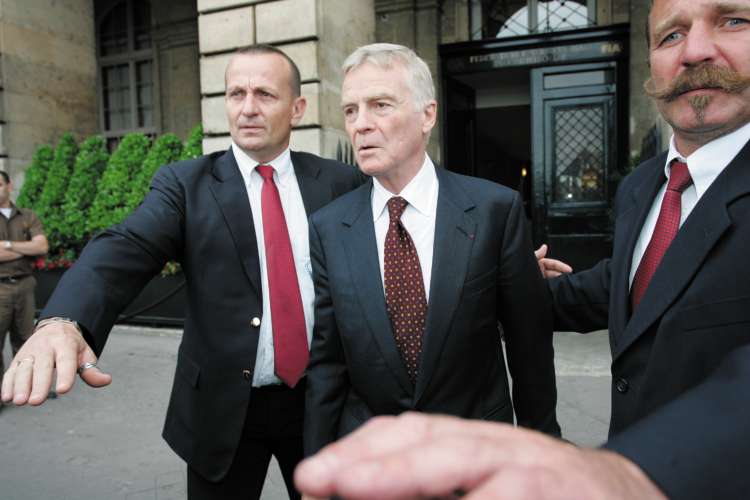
[34,316,82,334]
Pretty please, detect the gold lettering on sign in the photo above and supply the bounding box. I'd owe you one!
[601,42,622,55]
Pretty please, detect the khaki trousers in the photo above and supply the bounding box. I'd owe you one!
[0,275,36,382]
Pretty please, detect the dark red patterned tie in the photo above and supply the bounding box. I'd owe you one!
[257,165,308,387]
[383,196,427,385]
[631,161,693,310]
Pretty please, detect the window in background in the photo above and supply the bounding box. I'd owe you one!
[97,0,157,149]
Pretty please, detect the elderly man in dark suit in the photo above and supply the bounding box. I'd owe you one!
[1,45,360,500]
[303,43,560,456]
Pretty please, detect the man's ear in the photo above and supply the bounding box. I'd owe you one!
[290,95,308,127]
[422,100,437,134]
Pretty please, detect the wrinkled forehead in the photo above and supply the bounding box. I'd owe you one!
[650,0,750,30]
[341,62,411,102]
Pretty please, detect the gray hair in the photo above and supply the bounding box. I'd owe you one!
[342,43,435,109]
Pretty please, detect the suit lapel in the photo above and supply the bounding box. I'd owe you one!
[341,182,414,395]
[608,153,667,349]
[614,144,750,360]
[415,168,477,404]
[291,151,332,216]
[208,149,262,296]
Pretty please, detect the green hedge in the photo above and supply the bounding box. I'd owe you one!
[23,125,203,271]
[16,145,54,209]
[61,136,109,246]
[125,134,183,213]
[86,133,151,235]
[36,133,79,250]
[180,124,203,160]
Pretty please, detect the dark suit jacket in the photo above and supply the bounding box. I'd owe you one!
[549,144,750,499]
[41,149,361,481]
[304,166,560,455]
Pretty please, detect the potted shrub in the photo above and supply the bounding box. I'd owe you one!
[31,126,203,326]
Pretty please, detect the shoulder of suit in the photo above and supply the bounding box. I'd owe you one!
[290,150,356,176]
[310,180,371,222]
[619,151,668,190]
[438,167,518,201]
[152,151,224,181]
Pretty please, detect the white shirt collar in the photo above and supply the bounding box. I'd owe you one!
[666,121,750,197]
[371,155,438,221]
[231,142,293,187]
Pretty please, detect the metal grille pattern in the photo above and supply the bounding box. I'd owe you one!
[496,0,594,38]
[553,104,606,203]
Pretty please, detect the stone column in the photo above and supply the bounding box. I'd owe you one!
[197,0,375,159]
[0,0,97,188]
[374,0,442,161]
[629,0,670,164]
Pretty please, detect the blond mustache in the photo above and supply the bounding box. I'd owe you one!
[644,64,750,102]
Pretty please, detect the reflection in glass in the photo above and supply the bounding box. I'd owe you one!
[552,103,606,204]
[103,64,131,131]
[98,1,154,136]
[136,60,154,127]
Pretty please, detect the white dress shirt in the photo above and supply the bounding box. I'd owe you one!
[629,121,750,287]
[232,143,314,387]
[372,155,439,301]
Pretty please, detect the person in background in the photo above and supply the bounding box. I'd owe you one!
[0,170,48,409]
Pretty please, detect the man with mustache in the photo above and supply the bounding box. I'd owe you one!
[302,43,560,459]
[296,1,750,499]
[2,45,361,499]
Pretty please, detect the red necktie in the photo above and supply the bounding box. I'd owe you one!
[631,161,693,310]
[383,196,427,385]
[257,165,308,387]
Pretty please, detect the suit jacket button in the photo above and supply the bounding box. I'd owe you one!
[242,369,251,381]
[250,317,261,328]
[615,378,629,394]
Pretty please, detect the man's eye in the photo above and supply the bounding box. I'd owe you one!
[726,17,750,27]
[659,31,683,45]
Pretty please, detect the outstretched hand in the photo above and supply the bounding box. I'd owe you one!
[1,321,111,406]
[535,244,573,278]
[295,413,665,500]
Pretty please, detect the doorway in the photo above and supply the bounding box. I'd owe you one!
[447,67,533,217]
[441,26,628,270]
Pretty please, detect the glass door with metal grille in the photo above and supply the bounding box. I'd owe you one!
[531,62,619,270]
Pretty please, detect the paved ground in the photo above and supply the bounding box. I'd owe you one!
[1,326,612,500]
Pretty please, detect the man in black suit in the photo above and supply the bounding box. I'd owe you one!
[1,45,360,499]
[542,0,750,496]
[303,43,559,456]
[296,2,750,499]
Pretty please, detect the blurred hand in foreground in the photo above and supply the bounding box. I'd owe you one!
[295,412,665,500]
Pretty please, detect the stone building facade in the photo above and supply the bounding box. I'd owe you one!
[0,0,668,265]
[0,0,201,188]
[196,0,374,158]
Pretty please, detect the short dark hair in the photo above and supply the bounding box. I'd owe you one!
[227,44,302,97]
[0,171,10,184]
